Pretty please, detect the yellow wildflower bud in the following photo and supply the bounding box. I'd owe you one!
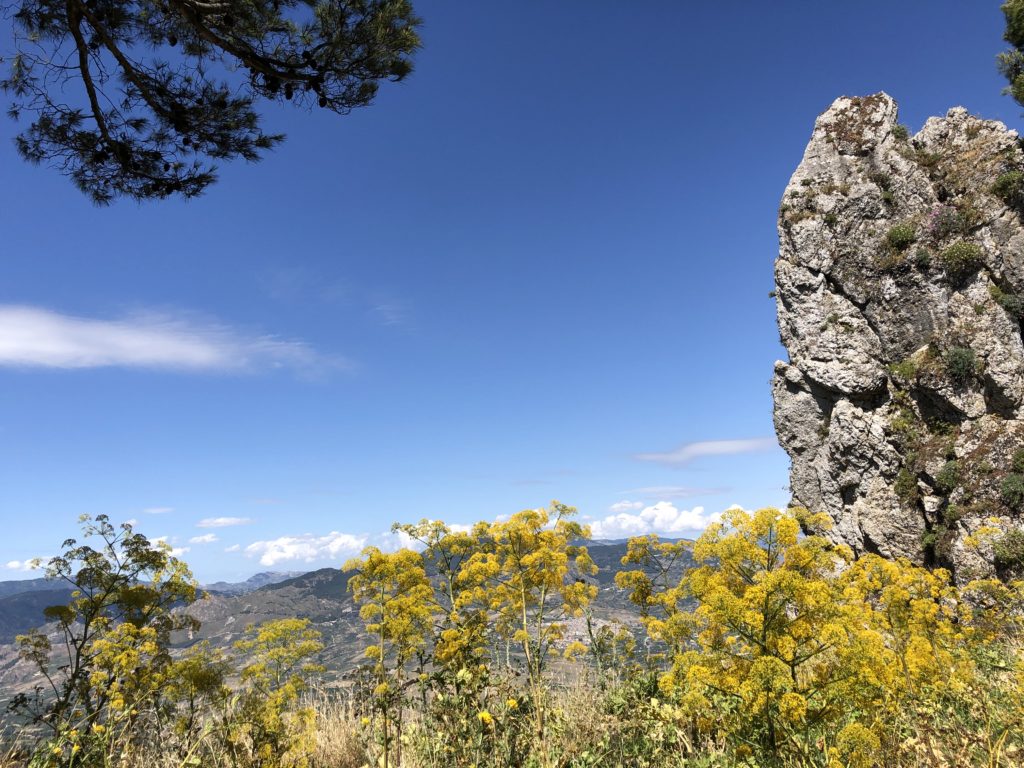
[477,710,494,726]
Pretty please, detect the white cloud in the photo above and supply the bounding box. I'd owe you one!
[144,506,174,515]
[170,547,190,557]
[245,531,366,567]
[224,544,241,553]
[0,305,340,373]
[189,533,219,544]
[5,559,41,571]
[635,438,779,466]
[609,500,644,513]
[197,517,253,528]
[589,502,723,539]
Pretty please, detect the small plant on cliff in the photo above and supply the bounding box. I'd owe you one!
[939,242,985,283]
[925,204,966,240]
[993,528,1024,574]
[888,357,918,381]
[1001,473,1024,510]
[892,124,910,140]
[992,169,1024,207]
[934,460,961,495]
[1013,447,1024,473]
[885,222,917,252]
[991,284,1024,319]
[895,467,920,505]
[944,347,978,388]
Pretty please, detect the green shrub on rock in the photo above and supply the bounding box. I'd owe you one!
[1001,473,1024,509]
[944,347,977,388]
[885,223,917,252]
[1012,447,1024,474]
[938,242,985,283]
[993,527,1024,573]
[992,169,1024,207]
[934,460,960,495]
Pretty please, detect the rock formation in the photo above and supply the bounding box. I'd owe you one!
[773,93,1024,580]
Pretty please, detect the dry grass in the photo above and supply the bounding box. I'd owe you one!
[307,690,370,768]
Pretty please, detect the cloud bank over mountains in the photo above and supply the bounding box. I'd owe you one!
[588,501,726,539]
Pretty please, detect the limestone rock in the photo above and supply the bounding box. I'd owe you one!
[773,93,1024,580]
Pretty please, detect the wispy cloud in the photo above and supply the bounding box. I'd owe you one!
[609,500,644,513]
[635,438,779,467]
[589,502,724,539]
[225,544,241,553]
[144,506,174,515]
[189,533,219,544]
[197,517,253,529]
[370,300,408,327]
[0,305,342,374]
[245,532,366,567]
[621,486,727,499]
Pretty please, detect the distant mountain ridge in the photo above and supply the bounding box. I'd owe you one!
[201,571,305,596]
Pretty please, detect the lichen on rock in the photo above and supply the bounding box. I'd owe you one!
[773,93,1024,580]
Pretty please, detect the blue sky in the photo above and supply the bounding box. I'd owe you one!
[0,1,1016,581]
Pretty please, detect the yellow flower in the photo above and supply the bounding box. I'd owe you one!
[51,746,63,757]
[91,723,105,734]
[477,710,494,726]
[505,698,518,709]
[72,744,81,756]
[360,717,371,727]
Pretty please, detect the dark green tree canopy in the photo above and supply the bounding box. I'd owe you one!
[1,0,420,203]
[1000,0,1024,107]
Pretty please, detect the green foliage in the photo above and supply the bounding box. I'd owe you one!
[892,124,910,140]
[992,170,1024,207]
[1001,2,1024,108]
[229,618,325,768]
[888,358,917,380]
[934,459,960,494]
[615,535,693,662]
[1,0,422,202]
[938,242,985,283]
[885,222,917,252]
[11,515,199,756]
[895,467,920,505]
[11,509,1024,768]
[993,528,1024,573]
[345,546,434,768]
[458,502,598,739]
[1001,473,1024,509]
[991,284,1024,319]
[1013,447,1024,473]
[944,346,977,387]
